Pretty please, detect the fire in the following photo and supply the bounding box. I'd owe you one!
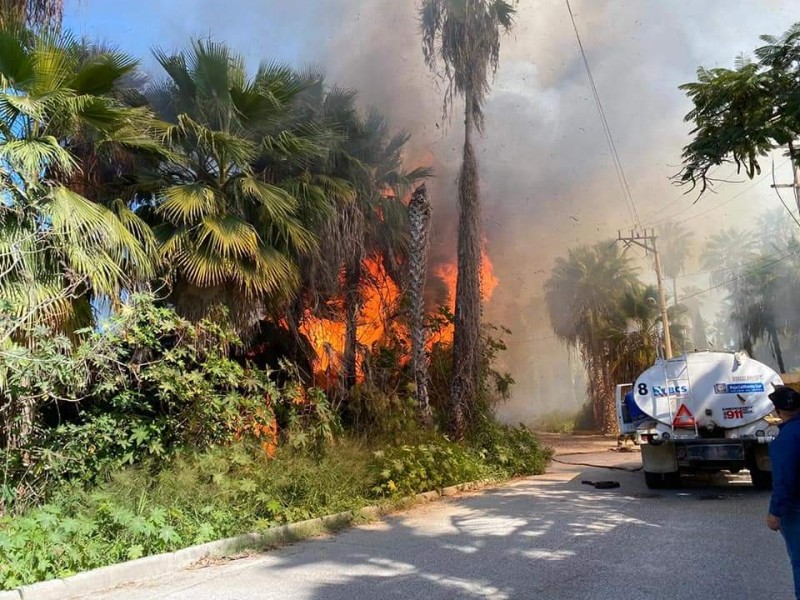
[299,257,404,383]
[299,247,498,382]
[431,246,499,346]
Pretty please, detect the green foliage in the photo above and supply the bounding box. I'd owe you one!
[369,424,551,497]
[369,441,485,497]
[346,383,422,442]
[679,21,800,194]
[0,427,550,589]
[1,295,338,509]
[0,441,371,589]
[428,311,516,433]
[533,411,577,435]
[0,28,161,332]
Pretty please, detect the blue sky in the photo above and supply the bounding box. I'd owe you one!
[63,0,336,76]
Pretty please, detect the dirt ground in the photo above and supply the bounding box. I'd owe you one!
[535,432,631,456]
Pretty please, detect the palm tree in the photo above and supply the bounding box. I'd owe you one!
[0,0,62,29]
[731,255,788,372]
[545,243,639,432]
[657,222,693,307]
[702,229,758,354]
[0,29,160,334]
[604,285,689,385]
[330,110,429,389]
[146,41,333,325]
[420,0,517,437]
[408,184,433,423]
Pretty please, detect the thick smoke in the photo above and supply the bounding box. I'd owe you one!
[318,0,797,423]
[67,0,798,423]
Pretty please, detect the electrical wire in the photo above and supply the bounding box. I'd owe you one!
[644,159,791,229]
[565,0,640,228]
[771,156,800,229]
[678,245,800,302]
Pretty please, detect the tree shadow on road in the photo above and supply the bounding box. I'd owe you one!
[250,469,782,600]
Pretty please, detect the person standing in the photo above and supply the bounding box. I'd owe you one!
[767,385,800,599]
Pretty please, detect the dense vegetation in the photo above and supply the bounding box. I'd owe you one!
[0,8,549,589]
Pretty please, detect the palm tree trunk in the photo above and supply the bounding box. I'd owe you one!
[768,324,786,373]
[343,259,362,389]
[408,185,433,425]
[450,92,483,439]
[672,277,679,308]
[0,0,63,28]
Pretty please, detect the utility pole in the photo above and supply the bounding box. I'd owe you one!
[618,229,673,359]
[771,149,800,216]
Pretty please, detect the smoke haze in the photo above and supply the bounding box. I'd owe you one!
[66,0,799,423]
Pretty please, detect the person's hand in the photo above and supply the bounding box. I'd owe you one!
[767,514,781,531]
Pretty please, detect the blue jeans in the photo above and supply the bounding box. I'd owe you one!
[782,508,800,599]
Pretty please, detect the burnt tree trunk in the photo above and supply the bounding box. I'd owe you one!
[450,92,483,439]
[408,184,433,425]
[343,259,362,390]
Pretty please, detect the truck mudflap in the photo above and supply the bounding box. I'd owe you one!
[641,443,678,474]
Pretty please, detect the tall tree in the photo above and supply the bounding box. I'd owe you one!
[0,29,160,334]
[408,184,433,423]
[730,254,787,372]
[604,284,688,388]
[657,222,693,307]
[545,243,639,433]
[420,0,517,437]
[702,229,758,355]
[679,22,800,214]
[146,41,333,325]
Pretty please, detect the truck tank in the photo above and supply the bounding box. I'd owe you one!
[633,351,782,432]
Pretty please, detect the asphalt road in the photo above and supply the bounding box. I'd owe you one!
[80,440,793,600]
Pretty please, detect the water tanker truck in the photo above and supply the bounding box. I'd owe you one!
[616,351,783,489]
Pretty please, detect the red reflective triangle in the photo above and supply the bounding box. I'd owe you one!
[673,404,695,428]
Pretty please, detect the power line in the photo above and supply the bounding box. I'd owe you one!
[637,165,729,226]
[565,0,640,227]
[646,159,791,229]
[679,245,800,302]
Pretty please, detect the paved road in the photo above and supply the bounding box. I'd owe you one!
[80,443,793,600]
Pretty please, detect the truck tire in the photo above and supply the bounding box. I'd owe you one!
[749,466,772,490]
[645,471,681,489]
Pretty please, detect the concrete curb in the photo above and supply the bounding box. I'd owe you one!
[9,479,495,600]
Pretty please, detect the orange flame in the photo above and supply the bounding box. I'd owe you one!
[431,246,498,346]
[299,248,498,382]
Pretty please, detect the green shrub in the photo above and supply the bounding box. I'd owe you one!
[369,441,487,497]
[368,425,551,497]
[0,440,371,589]
[532,411,577,434]
[1,295,340,512]
[0,425,551,590]
[472,423,553,478]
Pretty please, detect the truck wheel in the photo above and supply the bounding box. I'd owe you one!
[645,471,681,489]
[750,466,772,490]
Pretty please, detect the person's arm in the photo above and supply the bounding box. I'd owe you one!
[769,428,800,519]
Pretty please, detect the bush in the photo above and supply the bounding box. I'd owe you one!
[0,441,370,589]
[1,295,339,511]
[369,424,551,497]
[472,423,553,478]
[369,441,487,497]
[0,424,551,590]
[532,411,577,434]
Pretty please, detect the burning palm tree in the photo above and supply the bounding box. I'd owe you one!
[419,0,517,438]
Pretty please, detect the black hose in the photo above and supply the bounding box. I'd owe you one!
[551,456,643,472]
